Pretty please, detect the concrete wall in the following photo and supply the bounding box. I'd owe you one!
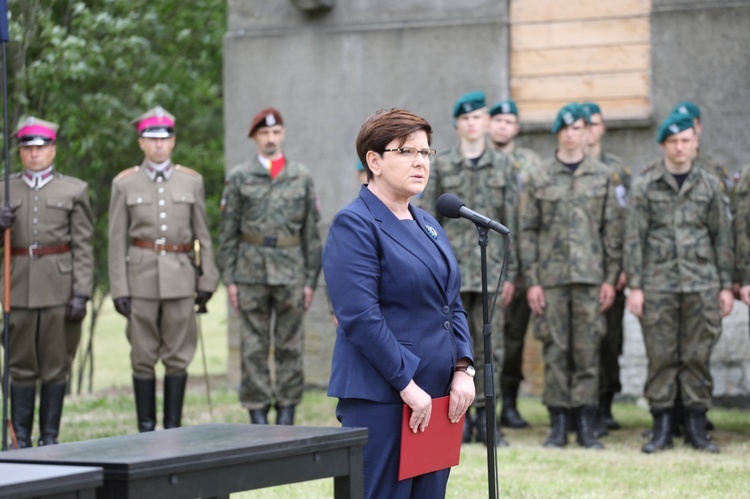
[223,0,750,400]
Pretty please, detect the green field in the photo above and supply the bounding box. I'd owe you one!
[18,288,750,497]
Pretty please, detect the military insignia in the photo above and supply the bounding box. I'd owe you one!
[265,113,277,126]
[677,105,688,115]
[612,171,621,185]
[563,111,573,125]
[463,103,473,113]
[425,224,438,240]
[502,103,511,114]
[669,124,679,134]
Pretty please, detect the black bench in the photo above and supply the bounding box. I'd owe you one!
[0,423,367,499]
[0,462,103,499]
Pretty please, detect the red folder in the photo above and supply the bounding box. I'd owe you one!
[398,395,464,481]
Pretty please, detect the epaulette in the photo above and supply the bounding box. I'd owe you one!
[113,166,140,182]
[56,172,86,186]
[174,164,200,177]
[0,172,23,182]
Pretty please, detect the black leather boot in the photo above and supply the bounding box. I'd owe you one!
[276,404,296,425]
[576,405,604,449]
[684,407,719,453]
[11,384,35,449]
[599,392,621,430]
[462,409,475,443]
[133,377,156,432]
[500,385,529,428]
[475,406,509,447]
[249,406,270,424]
[163,373,188,429]
[38,382,66,446]
[543,406,568,448]
[642,408,674,454]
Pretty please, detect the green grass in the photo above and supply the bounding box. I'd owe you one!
[33,288,750,497]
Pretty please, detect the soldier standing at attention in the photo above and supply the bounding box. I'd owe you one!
[487,98,539,430]
[108,106,219,432]
[520,103,622,450]
[582,101,629,433]
[217,107,322,426]
[419,92,517,445]
[0,117,93,447]
[734,163,750,309]
[625,113,733,454]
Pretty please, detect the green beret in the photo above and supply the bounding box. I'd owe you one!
[551,103,588,134]
[672,101,701,120]
[355,159,365,172]
[656,113,694,143]
[453,91,486,118]
[489,99,518,117]
[582,101,601,116]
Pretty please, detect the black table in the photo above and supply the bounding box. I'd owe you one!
[0,424,367,499]
[0,462,103,499]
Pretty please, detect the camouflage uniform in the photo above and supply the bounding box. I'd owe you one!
[732,164,750,318]
[598,152,630,400]
[519,156,623,408]
[501,144,540,395]
[624,160,733,410]
[217,156,322,411]
[419,145,518,410]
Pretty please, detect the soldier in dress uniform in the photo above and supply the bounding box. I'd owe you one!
[487,98,540,430]
[519,103,623,450]
[419,92,518,446]
[625,113,733,454]
[108,106,219,432]
[0,116,94,447]
[582,101,629,433]
[217,107,322,426]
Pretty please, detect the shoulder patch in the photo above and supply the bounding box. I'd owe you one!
[174,164,201,177]
[113,166,140,182]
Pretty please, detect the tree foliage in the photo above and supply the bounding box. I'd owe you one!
[3,0,226,390]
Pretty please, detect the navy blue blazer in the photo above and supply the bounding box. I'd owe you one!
[323,186,472,404]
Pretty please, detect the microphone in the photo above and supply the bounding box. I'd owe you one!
[436,193,510,235]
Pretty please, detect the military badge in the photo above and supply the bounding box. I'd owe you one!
[425,224,438,240]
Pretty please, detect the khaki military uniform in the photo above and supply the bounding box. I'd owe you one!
[217,156,322,410]
[500,144,540,393]
[520,156,623,408]
[734,164,750,290]
[1,171,93,383]
[108,162,218,378]
[598,151,630,398]
[419,145,518,408]
[624,161,733,409]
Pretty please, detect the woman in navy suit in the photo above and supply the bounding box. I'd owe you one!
[323,109,475,498]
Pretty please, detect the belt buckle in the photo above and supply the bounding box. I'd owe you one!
[28,242,39,259]
[154,237,167,255]
[262,235,277,247]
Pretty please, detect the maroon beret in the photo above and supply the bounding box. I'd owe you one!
[248,107,284,137]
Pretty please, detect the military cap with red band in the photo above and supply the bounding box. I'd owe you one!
[15,116,59,146]
[248,107,284,137]
[131,106,175,138]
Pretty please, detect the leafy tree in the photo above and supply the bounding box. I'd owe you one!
[3,0,226,391]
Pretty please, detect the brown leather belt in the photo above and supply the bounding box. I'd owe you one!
[132,238,192,253]
[241,233,300,248]
[11,243,71,258]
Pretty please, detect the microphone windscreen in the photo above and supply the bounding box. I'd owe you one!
[436,193,465,219]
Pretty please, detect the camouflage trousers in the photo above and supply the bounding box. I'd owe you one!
[600,289,625,395]
[461,291,504,408]
[531,284,604,408]
[501,285,531,391]
[237,284,305,410]
[641,289,721,410]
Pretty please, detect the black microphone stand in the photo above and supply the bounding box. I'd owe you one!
[475,222,510,499]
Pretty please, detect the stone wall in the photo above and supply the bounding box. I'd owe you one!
[223,1,750,401]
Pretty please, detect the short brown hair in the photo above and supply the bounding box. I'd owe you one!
[356,109,433,181]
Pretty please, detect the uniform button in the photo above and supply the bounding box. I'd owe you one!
[157,177,163,183]
[137,197,143,203]
[159,199,166,206]
[34,195,39,201]
[158,187,165,194]
[33,218,38,224]
[180,195,186,201]
[443,321,450,330]
[442,306,450,314]
[33,230,38,235]
[160,224,167,231]
[160,212,167,219]
[57,202,62,207]
[33,207,38,213]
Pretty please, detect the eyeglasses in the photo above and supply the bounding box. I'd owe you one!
[383,147,437,161]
